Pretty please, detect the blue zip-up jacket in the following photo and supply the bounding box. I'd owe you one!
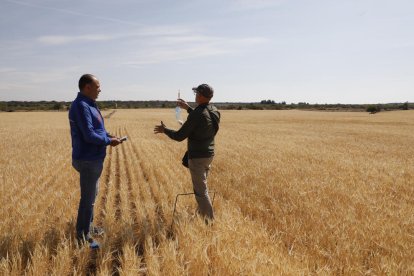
[69,93,111,161]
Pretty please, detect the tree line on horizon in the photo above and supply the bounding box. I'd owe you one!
[0,100,411,113]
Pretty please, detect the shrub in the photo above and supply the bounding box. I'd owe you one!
[366,105,380,114]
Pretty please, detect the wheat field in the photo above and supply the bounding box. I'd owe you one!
[0,109,413,275]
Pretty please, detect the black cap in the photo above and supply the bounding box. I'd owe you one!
[192,84,214,98]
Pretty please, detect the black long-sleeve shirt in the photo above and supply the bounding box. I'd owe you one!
[164,104,220,159]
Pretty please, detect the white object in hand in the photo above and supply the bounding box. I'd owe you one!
[175,106,183,125]
[175,90,183,125]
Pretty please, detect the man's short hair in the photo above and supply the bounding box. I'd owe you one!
[78,74,96,91]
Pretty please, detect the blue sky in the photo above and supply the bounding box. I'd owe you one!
[1,0,413,103]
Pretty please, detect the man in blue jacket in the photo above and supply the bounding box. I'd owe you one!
[69,74,121,249]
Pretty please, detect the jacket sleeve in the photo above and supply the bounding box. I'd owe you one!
[164,111,197,142]
[74,102,111,145]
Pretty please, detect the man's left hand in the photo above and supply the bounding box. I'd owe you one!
[110,137,121,147]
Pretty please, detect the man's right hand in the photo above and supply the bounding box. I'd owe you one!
[177,99,190,110]
[110,137,121,147]
[154,121,166,134]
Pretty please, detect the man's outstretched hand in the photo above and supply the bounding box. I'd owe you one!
[154,121,166,134]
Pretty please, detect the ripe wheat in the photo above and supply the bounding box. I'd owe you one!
[0,109,413,274]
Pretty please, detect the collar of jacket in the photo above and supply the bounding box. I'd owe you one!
[197,103,210,109]
[77,92,96,106]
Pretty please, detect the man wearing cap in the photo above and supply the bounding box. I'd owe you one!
[154,84,220,221]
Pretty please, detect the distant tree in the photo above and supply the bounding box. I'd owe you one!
[53,102,62,110]
[248,103,263,110]
[401,102,409,110]
[0,102,7,111]
[260,99,276,104]
[366,105,380,114]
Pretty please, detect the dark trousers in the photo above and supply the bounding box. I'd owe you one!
[72,159,104,239]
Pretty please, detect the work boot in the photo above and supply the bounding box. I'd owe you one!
[77,235,100,249]
[88,238,100,249]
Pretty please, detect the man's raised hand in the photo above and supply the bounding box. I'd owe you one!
[177,99,190,110]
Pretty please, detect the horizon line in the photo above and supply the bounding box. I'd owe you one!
[0,100,412,105]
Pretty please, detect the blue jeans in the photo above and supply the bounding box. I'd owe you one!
[72,159,104,239]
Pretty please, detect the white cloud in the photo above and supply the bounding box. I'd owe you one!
[0,66,80,85]
[231,0,286,10]
[32,27,267,65]
[37,34,114,45]
[123,35,268,66]
[124,45,228,66]
[0,68,17,74]
[5,0,144,27]
[0,66,82,100]
[35,25,194,46]
[132,26,194,37]
[0,83,34,92]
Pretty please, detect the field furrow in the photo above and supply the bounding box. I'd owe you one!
[1,109,413,274]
